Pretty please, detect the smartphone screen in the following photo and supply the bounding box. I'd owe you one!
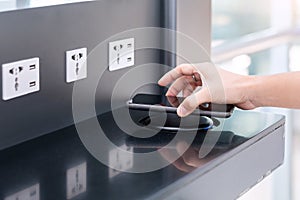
[128,94,235,118]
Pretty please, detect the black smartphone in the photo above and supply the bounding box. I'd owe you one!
[127,93,235,118]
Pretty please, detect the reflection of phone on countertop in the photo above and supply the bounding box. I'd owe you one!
[125,131,247,150]
[127,94,235,118]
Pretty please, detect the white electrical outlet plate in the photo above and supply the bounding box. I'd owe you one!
[4,184,40,200]
[66,162,87,199]
[2,57,40,101]
[109,38,135,71]
[109,145,133,178]
[66,47,87,83]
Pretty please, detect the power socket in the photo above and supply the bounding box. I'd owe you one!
[109,145,133,178]
[66,48,87,83]
[4,184,40,200]
[2,58,40,101]
[66,162,87,199]
[109,38,135,71]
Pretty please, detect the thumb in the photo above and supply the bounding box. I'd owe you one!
[177,88,210,117]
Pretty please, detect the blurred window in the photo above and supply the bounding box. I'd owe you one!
[212,0,271,42]
[212,1,299,200]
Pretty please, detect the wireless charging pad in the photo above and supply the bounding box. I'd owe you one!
[137,113,215,132]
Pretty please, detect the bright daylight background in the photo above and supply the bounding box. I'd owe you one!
[212,0,300,200]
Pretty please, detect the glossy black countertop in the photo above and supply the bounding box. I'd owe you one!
[0,110,285,200]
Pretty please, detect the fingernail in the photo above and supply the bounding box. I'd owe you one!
[158,79,164,85]
[178,106,188,117]
[166,91,175,96]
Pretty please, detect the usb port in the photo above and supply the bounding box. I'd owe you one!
[29,65,36,70]
[127,57,132,62]
[29,81,36,87]
[127,43,132,48]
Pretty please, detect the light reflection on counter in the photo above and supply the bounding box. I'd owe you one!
[4,184,40,200]
[66,162,87,199]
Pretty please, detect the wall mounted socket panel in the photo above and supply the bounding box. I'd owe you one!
[109,145,133,178]
[66,162,87,199]
[109,38,135,71]
[2,58,40,101]
[66,47,87,83]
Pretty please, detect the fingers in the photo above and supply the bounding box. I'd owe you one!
[166,96,180,107]
[159,62,217,117]
[177,88,211,117]
[182,87,194,97]
[158,64,198,86]
[165,76,195,96]
[159,62,216,86]
[158,69,181,87]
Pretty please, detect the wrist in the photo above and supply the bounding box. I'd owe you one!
[246,75,264,108]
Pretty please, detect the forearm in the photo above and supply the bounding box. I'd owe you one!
[249,72,300,109]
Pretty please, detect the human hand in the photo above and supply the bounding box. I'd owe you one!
[158,62,257,117]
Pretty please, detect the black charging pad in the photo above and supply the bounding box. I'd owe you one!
[137,113,215,132]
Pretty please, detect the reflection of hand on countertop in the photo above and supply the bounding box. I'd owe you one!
[158,132,248,173]
[126,130,248,173]
[159,141,213,173]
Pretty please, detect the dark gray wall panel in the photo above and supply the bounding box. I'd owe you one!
[0,0,212,150]
[0,0,164,149]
